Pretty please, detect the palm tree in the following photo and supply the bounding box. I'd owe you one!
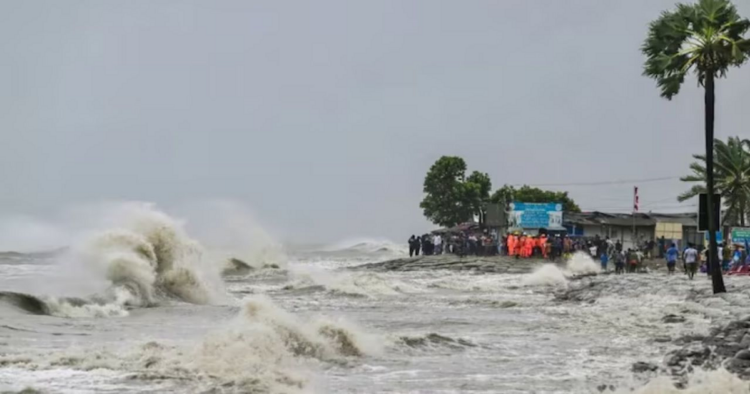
[679,137,750,227]
[643,0,750,294]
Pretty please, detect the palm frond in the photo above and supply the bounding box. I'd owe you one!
[678,184,707,202]
[644,0,750,97]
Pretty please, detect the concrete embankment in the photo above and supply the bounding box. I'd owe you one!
[353,254,546,274]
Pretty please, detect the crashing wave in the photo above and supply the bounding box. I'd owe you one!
[0,288,134,318]
[523,252,600,288]
[0,296,379,393]
[0,204,226,317]
[74,206,225,308]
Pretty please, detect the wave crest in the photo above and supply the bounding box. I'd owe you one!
[0,295,379,393]
[523,252,600,288]
[74,204,225,308]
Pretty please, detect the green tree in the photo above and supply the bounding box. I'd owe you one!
[642,0,750,294]
[490,185,581,213]
[679,137,750,227]
[466,171,493,224]
[420,157,492,227]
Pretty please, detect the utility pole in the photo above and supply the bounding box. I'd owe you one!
[633,186,639,248]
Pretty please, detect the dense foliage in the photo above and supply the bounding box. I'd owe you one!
[420,157,580,227]
[642,0,750,99]
[419,156,492,227]
[680,137,750,227]
[490,185,581,213]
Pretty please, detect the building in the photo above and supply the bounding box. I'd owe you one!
[564,212,699,249]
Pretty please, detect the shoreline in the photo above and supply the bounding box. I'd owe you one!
[355,253,672,273]
[353,254,549,273]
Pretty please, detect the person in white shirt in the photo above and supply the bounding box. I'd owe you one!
[433,234,442,255]
[683,243,699,280]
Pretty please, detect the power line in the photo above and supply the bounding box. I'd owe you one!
[582,203,697,212]
[591,195,682,203]
[516,176,680,188]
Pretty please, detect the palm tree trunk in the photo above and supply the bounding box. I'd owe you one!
[742,195,747,227]
[705,73,726,294]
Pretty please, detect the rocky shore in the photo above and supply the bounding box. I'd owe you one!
[353,254,546,273]
[664,316,750,380]
[554,273,750,389]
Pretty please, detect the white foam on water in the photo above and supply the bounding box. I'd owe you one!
[71,203,227,308]
[523,252,600,288]
[178,201,289,272]
[523,264,568,287]
[44,287,136,318]
[0,295,378,393]
[565,252,600,275]
[613,368,750,394]
[286,266,424,298]
[0,203,231,318]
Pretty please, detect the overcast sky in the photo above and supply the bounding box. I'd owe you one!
[1,0,749,244]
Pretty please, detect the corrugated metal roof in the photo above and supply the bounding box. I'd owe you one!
[564,212,697,227]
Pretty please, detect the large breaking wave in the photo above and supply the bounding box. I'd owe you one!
[0,204,227,317]
[0,295,379,393]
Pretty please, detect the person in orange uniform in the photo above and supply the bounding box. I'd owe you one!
[522,235,532,258]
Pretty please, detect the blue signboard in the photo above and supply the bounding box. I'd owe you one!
[731,228,750,245]
[704,231,724,243]
[508,202,564,229]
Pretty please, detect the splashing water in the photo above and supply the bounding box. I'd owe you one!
[0,203,229,318]
[614,368,750,394]
[565,252,600,275]
[523,252,600,287]
[523,264,569,287]
[0,295,379,393]
[74,204,226,307]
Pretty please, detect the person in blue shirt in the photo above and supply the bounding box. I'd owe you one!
[665,243,678,274]
[600,251,609,272]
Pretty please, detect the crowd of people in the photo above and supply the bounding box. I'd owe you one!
[408,231,630,261]
[408,231,499,257]
[663,241,750,279]
[408,229,750,280]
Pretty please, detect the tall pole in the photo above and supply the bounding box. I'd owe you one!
[633,186,638,248]
[705,73,726,293]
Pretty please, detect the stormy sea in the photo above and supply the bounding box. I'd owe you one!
[2,204,750,393]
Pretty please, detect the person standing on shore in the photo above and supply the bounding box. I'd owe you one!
[665,243,678,274]
[683,243,699,280]
[408,235,416,257]
[600,250,609,272]
[721,242,732,272]
[614,250,625,274]
[415,236,422,256]
[508,234,516,257]
[433,234,442,255]
[563,236,572,256]
[658,236,666,258]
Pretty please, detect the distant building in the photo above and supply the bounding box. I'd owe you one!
[564,212,700,250]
